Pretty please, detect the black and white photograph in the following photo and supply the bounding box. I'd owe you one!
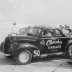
[0,0,72,72]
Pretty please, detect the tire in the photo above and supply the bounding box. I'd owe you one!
[68,45,72,60]
[14,50,32,65]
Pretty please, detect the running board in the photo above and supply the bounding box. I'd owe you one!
[40,52,65,58]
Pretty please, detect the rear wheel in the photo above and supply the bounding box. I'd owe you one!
[68,45,72,62]
[14,50,32,65]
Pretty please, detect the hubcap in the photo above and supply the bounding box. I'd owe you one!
[69,46,72,57]
[19,52,29,63]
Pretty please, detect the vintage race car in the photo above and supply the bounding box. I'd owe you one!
[0,26,72,65]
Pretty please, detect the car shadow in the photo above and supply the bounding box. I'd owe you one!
[32,55,68,63]
[0,57,16,65]
[31,55,72,69]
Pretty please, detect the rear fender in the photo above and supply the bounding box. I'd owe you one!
[65,40,72,52]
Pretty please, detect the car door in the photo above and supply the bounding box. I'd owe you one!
[40,29,56,53]
[40,28,65,54]
[53,29,66,52]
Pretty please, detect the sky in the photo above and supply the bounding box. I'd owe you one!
[0,0,72,42]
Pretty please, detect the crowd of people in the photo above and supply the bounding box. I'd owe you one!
[59,25,72,37]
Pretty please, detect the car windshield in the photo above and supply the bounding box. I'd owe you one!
[18,26,30,35]
[27,27,41,35]
[18,26,41,36]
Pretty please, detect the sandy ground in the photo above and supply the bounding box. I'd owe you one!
[0,52,72,72]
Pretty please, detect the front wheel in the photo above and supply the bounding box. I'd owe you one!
[14,50,32,65]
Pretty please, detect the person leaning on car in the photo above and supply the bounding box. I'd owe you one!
[62,25,72,36]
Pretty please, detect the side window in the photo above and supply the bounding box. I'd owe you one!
[55,30,62,36]
[28,28,41,35]
[33,28,39,35]
[38,29,41,34]
[43,30,53,37]
[28,28,34,34]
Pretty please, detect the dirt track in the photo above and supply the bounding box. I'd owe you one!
[0,52,72,72]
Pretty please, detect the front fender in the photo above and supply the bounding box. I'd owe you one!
[12,43,40,57]
[18,43,38,49]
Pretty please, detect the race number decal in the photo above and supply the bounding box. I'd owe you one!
[34,50,40,56]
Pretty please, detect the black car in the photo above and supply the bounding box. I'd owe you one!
[0,26,72,65]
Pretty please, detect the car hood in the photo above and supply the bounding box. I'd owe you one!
[9,35,39,42]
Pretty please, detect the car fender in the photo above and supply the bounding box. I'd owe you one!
[12,43,40,57]
[65,39,72,52]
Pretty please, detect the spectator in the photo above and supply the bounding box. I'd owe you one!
[62,25,72,36]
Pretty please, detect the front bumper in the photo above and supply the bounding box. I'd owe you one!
[0,41,12,54]
[0,42,5,53]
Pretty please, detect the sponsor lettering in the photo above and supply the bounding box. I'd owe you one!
[46,39,62,46]
[48,45,61,49]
